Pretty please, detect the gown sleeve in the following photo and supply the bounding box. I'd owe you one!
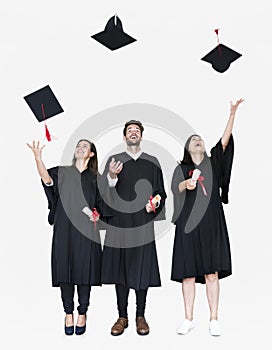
[210,134,234,204]
[94,173,114,229]
[151,159,167,221]
[171,164,186,224]
[97,157,117,217]
[41,166,59,225]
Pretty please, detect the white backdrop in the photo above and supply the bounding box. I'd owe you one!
[1,1,271,349]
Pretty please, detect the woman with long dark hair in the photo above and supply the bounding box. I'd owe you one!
[171,99,244,336]
[27,139,103,336]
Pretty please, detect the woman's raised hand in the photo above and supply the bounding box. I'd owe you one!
[230,98,245,117]
[27,140,45,160]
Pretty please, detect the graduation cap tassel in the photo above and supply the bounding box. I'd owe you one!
[41,103,52,142]
[44,124,52,142]
[214,28,222,56]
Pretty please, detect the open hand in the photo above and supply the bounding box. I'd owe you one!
[109,157,123,179]
[26,140,45,160]
[230,98,245,116]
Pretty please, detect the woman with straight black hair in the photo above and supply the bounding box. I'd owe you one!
[171,99,244,336]
[27,139,104,336]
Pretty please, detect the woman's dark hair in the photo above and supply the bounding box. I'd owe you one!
[123,120,144,136]
[180,134,208,165]
[72,139,98,174]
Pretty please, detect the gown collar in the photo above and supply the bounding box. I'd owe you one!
[126,149,142,161]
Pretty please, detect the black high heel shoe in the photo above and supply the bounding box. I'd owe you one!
[65,314,74,335]
[75,314,87,335]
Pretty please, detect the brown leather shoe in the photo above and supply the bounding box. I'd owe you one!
[111,317,128,336]
[136,316,150,335]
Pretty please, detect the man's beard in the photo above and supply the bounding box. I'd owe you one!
[126,139,141,146]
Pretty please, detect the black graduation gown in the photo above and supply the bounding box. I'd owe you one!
[42,166,103,287]
[171,136,234,284]
[100,152,167,291]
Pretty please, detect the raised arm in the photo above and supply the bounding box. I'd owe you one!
[27,140,52,184]
[221,98,244,151]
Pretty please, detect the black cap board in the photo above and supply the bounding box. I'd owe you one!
[201,43,242,73]
[24,85,64,122]
[91,15,136,51]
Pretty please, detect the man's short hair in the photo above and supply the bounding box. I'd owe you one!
[123,120,144,136]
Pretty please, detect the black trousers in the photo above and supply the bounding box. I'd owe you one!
[60,283,91,315]
[115,284,148,318]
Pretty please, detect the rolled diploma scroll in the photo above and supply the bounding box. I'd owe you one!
[189,169,201,186]
[82,206,93,217]
[150,194,161,208]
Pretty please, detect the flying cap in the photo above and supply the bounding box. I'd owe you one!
[91,15,136,51]
[24,85,64,141]
[201,29,242,73]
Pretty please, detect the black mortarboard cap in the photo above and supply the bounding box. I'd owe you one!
[24,85,64,141]
[201,44,242,73]
[24,85,64,122]
[91,15,136,51]
[201,29,242,73]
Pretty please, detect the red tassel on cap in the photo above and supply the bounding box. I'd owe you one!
[44,124,52,142]
[214,28,222,56]
[41,103,52,142]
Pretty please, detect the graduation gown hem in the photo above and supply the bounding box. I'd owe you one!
[52,281,102,287]
[171,269,232,284]
[101,280,161,291]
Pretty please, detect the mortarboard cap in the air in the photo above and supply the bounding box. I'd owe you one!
[201,44,242,73]
[24,85,64,141]
[91,15,136,51]
[201,29,242,73]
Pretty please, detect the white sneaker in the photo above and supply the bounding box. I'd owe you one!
[176,319,195,335]
[209,319,222,336]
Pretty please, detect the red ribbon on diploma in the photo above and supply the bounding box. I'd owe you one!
[149,196,156,213]
[189,170,207,196]
[92,208,100,230]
